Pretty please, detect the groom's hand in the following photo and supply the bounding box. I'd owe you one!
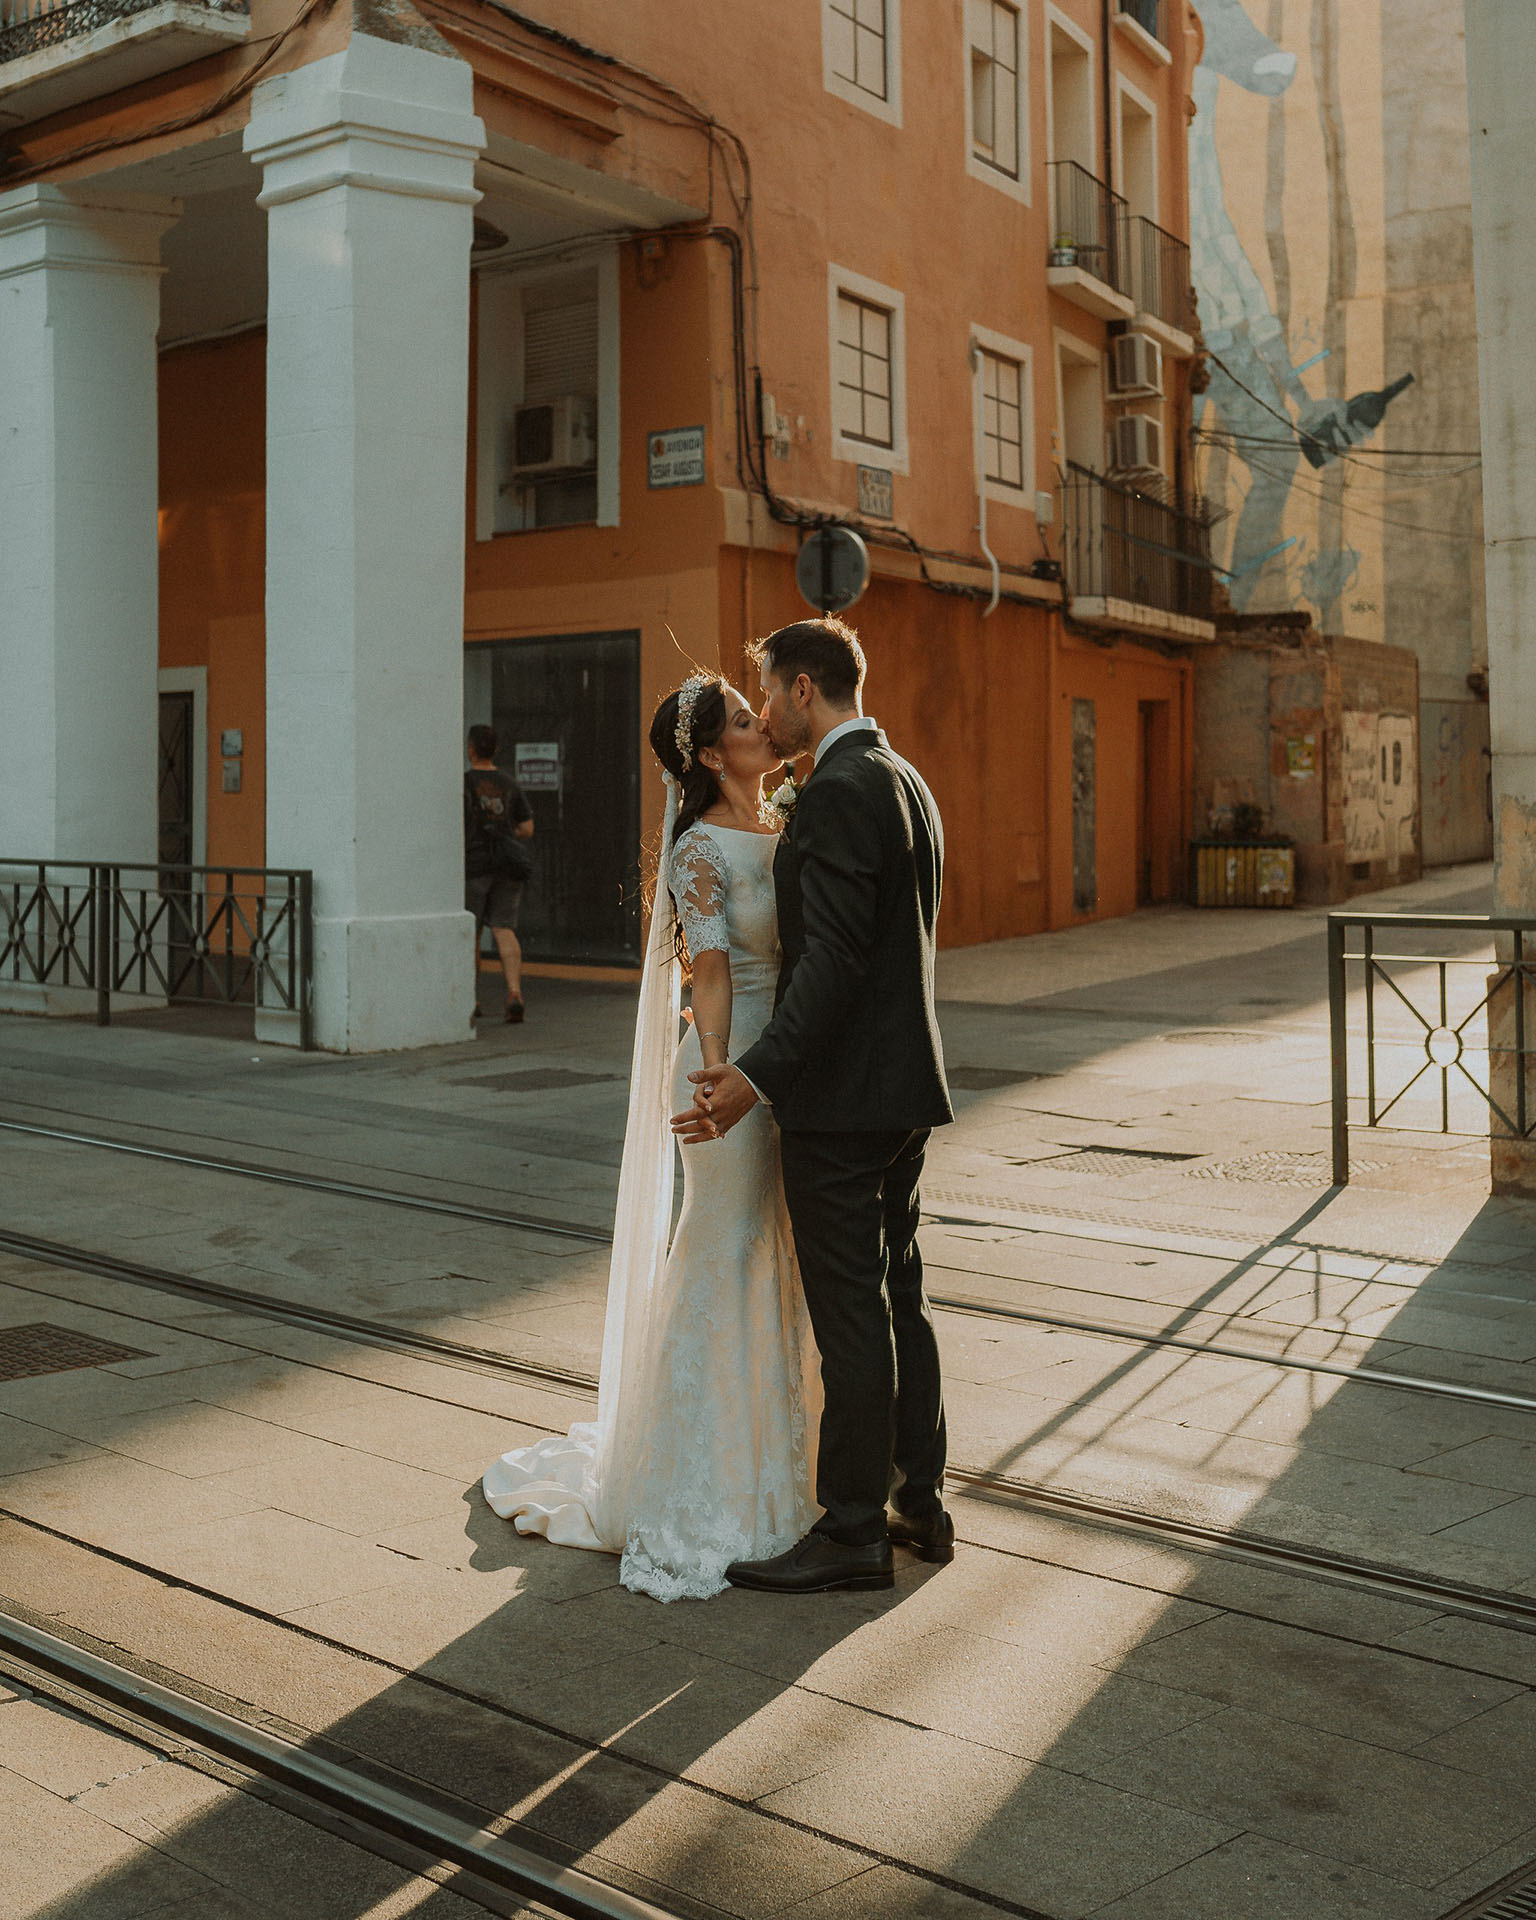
[671,1064,760,1142]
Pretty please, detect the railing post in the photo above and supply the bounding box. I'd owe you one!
[298,869,315,1052]
[1328,914,1349,1185]
[94,865,112,1028]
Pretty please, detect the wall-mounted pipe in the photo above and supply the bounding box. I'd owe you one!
[969,340,1002,618]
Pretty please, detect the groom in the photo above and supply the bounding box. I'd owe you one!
[671,616,954,1593]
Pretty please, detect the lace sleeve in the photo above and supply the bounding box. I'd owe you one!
[670,826,731,957]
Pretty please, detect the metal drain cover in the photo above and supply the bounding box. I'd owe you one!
[1187,1150,1387,1187]
[1441,1859,1536,1920]
[0,1323,152,1382]
[1160,1029,1267,1045]
[1051,1146,1201,1178]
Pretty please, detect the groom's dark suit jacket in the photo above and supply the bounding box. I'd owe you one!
[736,727,952,1134]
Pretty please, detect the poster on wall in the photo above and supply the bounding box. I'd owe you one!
[1341,711,1416,865]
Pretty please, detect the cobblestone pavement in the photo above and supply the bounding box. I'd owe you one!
[3,860,1535,1919]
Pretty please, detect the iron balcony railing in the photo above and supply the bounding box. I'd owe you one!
[0,0,246,62]
[1327,911,1536,1185]
[1118,0,1163,41]
[1048,159,1131,300]
[0,860,313,1047]
[1061,462,1215,621]
[1126,213,1197,336]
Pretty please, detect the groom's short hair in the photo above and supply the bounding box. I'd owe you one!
[751,617,866,708]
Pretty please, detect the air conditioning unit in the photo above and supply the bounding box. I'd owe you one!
[511,395,597,475]
[1112,411,1164,476]
[1111,331,1163,399]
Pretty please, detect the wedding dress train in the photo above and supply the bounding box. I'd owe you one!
[481,819,818,1601]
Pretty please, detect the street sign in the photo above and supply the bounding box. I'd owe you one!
[857,465,893,519]
[647,426,705,488]
[795,525,870,614]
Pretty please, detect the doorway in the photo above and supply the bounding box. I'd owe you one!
[1137,698,1172,905]
[466,630,641,966]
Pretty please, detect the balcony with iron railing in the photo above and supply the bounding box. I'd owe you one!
[0,0,249,126]
[1060,461,1216,636]
[1046,159,1134,320]
[1125,211,1198,350]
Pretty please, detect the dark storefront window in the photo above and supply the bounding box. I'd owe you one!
[470,630,641,966]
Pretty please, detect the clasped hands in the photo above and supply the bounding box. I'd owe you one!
[670,1062,759,1143]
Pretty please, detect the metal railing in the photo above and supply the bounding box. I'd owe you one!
[1126,212,1196,336]
[0,861,313,1047]
[1048,160,1131,299]
[1327,911,1536,1185]
[1061,462,1215,620]
[1118,0,1163,40]
[0,0,245,61]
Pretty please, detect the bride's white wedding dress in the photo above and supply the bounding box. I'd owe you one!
[481,819,819,1602]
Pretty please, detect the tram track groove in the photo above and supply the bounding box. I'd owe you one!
[3,1228,1536,1642]
[0,1543,1058,1920]
[3,1117,1532,1416]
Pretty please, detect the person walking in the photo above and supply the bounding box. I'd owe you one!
[464,725,535,1024]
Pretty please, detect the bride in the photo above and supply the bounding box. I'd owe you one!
[481,672,819,1601]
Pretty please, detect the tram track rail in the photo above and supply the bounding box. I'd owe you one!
[2,1109,1533,1418]
[0,1608,684,1920]
[4,1223,1536,1642]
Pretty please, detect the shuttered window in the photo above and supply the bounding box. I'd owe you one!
[522,299,598,406]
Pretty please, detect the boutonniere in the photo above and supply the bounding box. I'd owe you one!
[761,775,800,832]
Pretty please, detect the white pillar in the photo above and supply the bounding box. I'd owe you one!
[0,186,178,869]
[244,33,485,1052]
[1466,2,1536,1190]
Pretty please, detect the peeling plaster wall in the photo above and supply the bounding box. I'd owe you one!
[1192,0,1490,868]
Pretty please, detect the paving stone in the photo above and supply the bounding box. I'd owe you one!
[197,1442,470,1536]
[132,1506,419,1614]
[757,1713,1238,1914]
[1086,1831,1443,1920]
[0,1451,265,1549]
[0,1410,103,1476]
[1110,1610,1524,1748]
[1430,1493,1536,1556]
[1415,1687,1536,1785]
[0,1696,168,1800]
[1388,1615,1536,1686]
[1410,1434,1536,1494]
[1084,1703,1536,1884]
[770,1864,1008,1920]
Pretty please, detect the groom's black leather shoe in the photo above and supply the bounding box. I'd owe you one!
[724,1530,894,1594]
[887,1509,956,1564]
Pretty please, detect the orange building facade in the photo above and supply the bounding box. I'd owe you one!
[1,0,1213,1043]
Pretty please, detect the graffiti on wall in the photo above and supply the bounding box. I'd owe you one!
[1341,711,1417,864]
[1191,0,1415,626]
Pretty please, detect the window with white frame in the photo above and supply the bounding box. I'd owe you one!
[475,258,620,539]
[969,0,1021,178]
[973,324,1035,504]
[823,0,901,124]
[836,292,894,449]
[829,268,908,470]
[980,348,1025,487]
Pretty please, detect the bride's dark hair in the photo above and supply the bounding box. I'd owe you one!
[649,676,729,844]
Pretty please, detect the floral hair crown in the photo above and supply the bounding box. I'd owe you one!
[673,673,709,772]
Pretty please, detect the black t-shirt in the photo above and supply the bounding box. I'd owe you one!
[464,767,533,876]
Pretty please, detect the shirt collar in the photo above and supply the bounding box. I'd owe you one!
[813,715,878,767]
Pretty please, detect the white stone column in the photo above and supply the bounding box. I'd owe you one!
[1466,2,1536,1191]
[244,32,484,1052]
[0,186,177,870]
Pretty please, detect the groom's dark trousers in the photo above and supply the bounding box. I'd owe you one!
[736,727,953,1550]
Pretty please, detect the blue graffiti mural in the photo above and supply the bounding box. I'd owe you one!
[1192,0,1414,617]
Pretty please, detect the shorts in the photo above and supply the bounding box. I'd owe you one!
[466,872,523,932]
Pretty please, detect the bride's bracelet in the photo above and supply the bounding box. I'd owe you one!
[699,1031,728,1046]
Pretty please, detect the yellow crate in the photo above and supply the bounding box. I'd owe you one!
[1194,843,1295,908]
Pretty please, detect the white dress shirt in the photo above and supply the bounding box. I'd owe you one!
[814,714,878,765]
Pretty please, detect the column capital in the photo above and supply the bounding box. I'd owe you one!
[243,32,484,210]
[0,184,180,282]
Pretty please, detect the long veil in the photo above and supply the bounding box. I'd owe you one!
[587,774,682,1545]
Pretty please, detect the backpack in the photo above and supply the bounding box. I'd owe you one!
[465,771,535,882]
